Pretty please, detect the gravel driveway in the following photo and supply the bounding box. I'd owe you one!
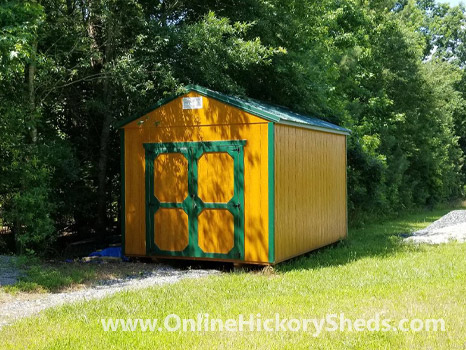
[0,264,218,330]
[404,210,466,244]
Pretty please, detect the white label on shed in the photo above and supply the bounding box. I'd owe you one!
[182,97,203,109]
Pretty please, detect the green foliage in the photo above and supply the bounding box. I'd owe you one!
[173,11,279,93]
[5,178,55,254]
[0,0,44,77]
[0,0,465,253]
[0,145,73,254]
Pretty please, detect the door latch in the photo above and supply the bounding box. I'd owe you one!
[191,194,197,209]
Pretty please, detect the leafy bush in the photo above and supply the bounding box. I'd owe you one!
[3,150,56,255]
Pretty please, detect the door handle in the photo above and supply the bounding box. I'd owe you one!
[191,194,197,209]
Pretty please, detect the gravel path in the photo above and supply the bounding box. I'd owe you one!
[404,210,466,244]
[0,265,218,330]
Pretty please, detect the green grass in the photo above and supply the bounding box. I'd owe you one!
[2,256,98,294]
[1,256,159,294]
[1,207,465,349]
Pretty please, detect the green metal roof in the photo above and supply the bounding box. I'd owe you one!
[116,85,350,135]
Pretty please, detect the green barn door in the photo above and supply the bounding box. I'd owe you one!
[144,141,245,260]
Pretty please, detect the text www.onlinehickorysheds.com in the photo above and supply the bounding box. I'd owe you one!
[101,313,445,337]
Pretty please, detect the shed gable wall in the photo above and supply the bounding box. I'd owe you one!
[124,92,267,129]
[123,94,270,263]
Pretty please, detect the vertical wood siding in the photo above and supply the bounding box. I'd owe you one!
[123,92,270,263]
[274,125,347,263]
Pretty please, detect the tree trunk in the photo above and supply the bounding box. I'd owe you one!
[96,84,112,239]
[96,16,114,240]
[28,41,38,144]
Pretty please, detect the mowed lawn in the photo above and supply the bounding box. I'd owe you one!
[1,208,465,349]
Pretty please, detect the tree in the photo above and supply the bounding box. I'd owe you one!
[1,0,465,253]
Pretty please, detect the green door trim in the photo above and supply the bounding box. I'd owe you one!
[144,140,246,260]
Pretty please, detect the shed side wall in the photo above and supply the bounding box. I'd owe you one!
[124,93,270,263]
[274,124,347,263]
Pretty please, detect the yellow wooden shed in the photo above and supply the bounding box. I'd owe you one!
[118,85,350,264]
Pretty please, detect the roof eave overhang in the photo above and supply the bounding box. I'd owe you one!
[277,120,350,136]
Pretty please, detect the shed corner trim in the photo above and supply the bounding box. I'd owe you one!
[268,122,275,263]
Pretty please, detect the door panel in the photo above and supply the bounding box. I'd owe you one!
[198,209,234,254]
[153,153,188,203]
[198,152,234,203]
[154,209,189,251]
[144,141,245,260]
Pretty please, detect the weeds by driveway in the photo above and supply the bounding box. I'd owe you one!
[0,261,218,329]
